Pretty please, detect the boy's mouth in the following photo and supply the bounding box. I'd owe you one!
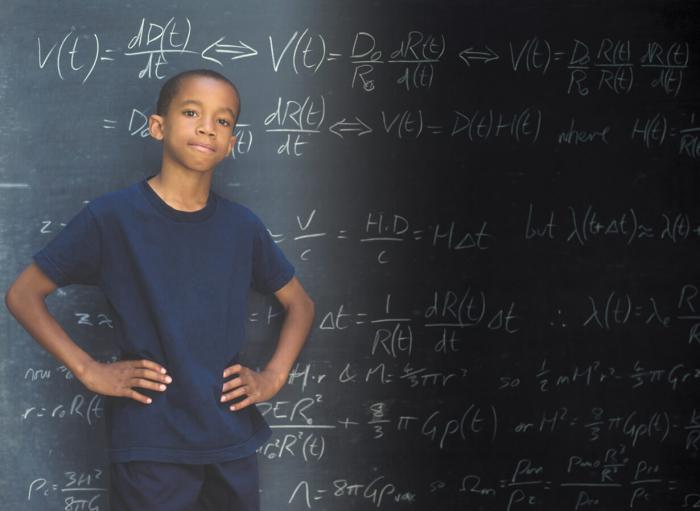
[189,142,216,153]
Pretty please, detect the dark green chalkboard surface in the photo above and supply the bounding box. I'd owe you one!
[1,1,698,509]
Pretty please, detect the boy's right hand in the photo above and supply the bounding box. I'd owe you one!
[79,359,172,404]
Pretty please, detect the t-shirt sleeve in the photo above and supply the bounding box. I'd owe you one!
[251,216,295,294]
[32,204,102,288]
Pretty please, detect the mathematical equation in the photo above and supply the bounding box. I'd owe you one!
[285,451,699,510]
[38,19,689,97]
[105,104,700,158]
[29,284,700,357]
[37,205,700,270]
[28,468,106,511]
[24,454,700,510]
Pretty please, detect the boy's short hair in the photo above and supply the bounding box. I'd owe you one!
[156,68,241,125]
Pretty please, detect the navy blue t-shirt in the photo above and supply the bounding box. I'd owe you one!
[32,174,295,464]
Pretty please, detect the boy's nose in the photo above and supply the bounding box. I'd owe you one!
[197,123,215,136]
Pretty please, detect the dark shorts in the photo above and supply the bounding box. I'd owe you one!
[109,453,260,511]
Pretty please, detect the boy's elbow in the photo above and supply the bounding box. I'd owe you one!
[293,292,314,315]
[5,282,24,315]
[5,264,55,313]
[4,287,12,312]
[301,287,314,309]
[5,277,21,304]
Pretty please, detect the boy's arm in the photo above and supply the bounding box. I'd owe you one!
[221,276,315,410]
[5,262,172,404]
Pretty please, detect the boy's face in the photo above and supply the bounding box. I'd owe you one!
[148,76,239,174]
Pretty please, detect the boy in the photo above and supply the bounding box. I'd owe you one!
[5,68,315,510]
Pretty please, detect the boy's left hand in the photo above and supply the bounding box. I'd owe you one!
[221,364,286,411]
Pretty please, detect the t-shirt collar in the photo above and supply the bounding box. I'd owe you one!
[139,174,217,222]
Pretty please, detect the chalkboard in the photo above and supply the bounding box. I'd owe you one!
[1,0,699,509]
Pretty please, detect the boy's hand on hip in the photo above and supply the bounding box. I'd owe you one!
[221,364,286,411]
[80,359,171,404]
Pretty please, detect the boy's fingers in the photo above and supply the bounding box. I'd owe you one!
[131,377,167,391]
[126,389,152,404]
[221,385,248,402]
[136,359,167,375]
[221,377,244,392]
[229,397,252,411]
[222,364,243,377]
[135,368,172,383]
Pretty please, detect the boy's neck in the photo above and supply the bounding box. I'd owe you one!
[147,169,213,212]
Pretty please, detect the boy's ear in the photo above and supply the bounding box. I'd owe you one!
[148,114,165,141]
[226,133,237,154]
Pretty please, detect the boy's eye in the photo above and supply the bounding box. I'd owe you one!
[182,110,230,127]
